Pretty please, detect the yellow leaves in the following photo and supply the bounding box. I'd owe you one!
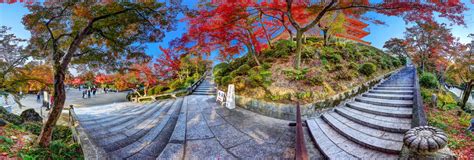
[73,5,92,20]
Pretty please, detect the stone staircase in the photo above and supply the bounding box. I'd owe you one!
[192,74,216,95]
[306,67,415,159]
[75,97,186,159]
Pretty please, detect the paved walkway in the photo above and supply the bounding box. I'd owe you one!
[306,67,415,159]
[75,95,321,159]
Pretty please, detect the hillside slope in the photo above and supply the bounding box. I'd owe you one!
[213,38,406,103]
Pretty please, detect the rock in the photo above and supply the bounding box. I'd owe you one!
[0,119,6,126]
[20,109,42,122]
[0,106,8,114]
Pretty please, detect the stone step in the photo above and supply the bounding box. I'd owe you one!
[337,107,412,124]
[346,102,412,118]
[355,97,413,108]
[168,96,188,144]
[378,84,413,87]
[327,112,405,142]
[373,86,414,90]
[130,98,185,158]
[363,93,413,100]
[334,107,411,133]
[90,100,172,140]
[99,100,176,152]
[77,103,144,122]
[82,102,160,129]
[192,92,216,95]
[307,118,398,159]
[369,90,413,95]
[110,98,183,158]
[322,113,403,154]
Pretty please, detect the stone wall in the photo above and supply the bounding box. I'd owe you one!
[235,68,402,120]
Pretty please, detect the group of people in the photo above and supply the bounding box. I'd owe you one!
[82,87,97,99]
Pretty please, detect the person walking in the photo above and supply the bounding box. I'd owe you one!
[36,91,41,102]
[43,91,50,110]
[87,89,91,98]
[50,95,54,109]
[93,87,96,96]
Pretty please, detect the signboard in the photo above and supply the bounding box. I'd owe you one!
[226,84,235,109]
[216,90,226,105]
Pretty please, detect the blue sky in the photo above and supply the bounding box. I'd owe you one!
[1,1,473,62]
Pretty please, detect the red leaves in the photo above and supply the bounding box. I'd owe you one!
[154,46,181,79]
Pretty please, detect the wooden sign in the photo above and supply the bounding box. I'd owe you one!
[226,84,235,109]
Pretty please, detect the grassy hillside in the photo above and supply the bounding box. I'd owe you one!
[213,37,406,103]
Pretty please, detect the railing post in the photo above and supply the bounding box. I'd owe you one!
[295,102,308,160]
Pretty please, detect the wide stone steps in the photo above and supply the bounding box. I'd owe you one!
[346,102,412,118]
[81,102,160,130]
[355,97,413,108]
[363,93,413,100]
[88,101,171,139]
[307,118,398,159]
[369,89,413,95]
[110,97,183,159]
[307,67,416,159]
[322,113,403,153]
[191,76,217,95]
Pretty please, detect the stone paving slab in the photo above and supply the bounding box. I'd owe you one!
[355,97,413,107]
[157,143,184,160]
[185,139,236,160]
[209,123,251,149]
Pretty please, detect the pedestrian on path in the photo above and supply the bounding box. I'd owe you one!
[93,87,96,96]
[50,95,54,109]
[88,89,91,98]
[36,91,41,102]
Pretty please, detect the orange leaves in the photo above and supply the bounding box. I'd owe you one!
[72,5,92,20]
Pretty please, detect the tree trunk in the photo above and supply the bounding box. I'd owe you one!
[460,79,473,111]
[246,44,261,66]
[37,66,67,147]
[294,31,303,69]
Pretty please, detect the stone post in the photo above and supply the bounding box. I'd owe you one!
[431,94,437,108]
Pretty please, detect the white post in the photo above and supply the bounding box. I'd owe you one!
[226,84,235,109]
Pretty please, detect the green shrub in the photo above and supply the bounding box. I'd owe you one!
[400,56,407,65]
[420,72,439,89]
[221,76,232,86]
[283,68,309,81]
[247,67,272,88]
[348,62,359,70]
[336,70,355,80]
[18,140,83,160]
[184,77,195,87]
[334,64,344,71]
[169,80,184,91]
[301,45,317,59]
[321,57,328,66]
[327,54,342,63]
[307,74,324,86]
[266,40,295,58]
[230,64,251,78]
[213,63,230,76]
[148,85,169,95]
[358,63,377,76]
[392,58,401,67]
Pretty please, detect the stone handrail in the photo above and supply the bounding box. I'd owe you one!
[133,71,208,102]
[411,67,428,127]
[67,105,108,159]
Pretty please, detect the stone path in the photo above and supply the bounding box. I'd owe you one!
[191,74,216,95]
[74,78,319,159]
[306,67,415,159]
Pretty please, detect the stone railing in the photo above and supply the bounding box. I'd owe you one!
[67,105,108,159]
[399,66,456,159]
[411,67,427,127]
[235,68,402,120]
[132,71,208,103]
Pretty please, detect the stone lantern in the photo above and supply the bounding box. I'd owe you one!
[403,126,448,154]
